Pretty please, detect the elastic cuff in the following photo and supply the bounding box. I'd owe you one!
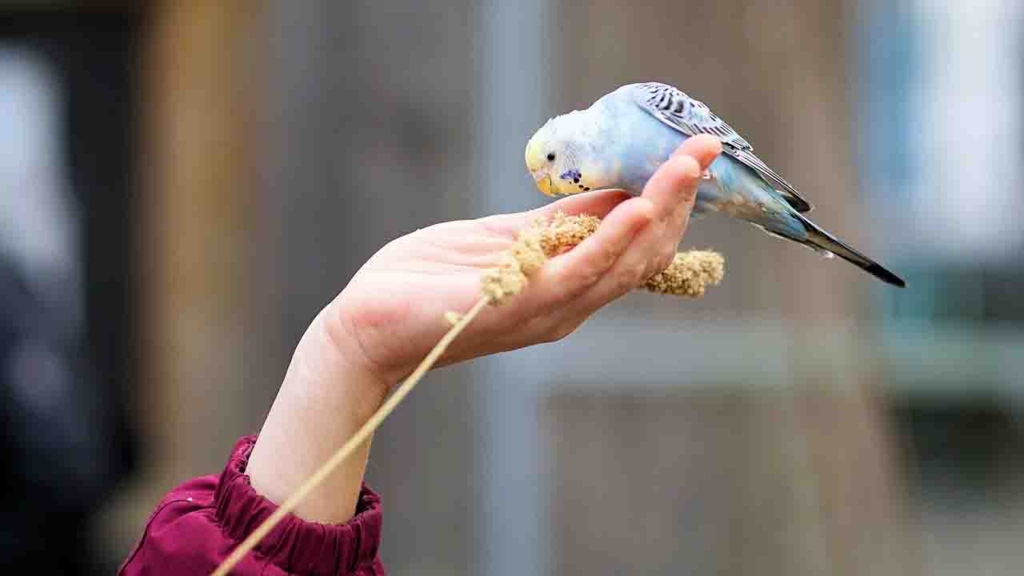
[213,436,383,575]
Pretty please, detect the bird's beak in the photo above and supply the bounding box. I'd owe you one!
[534,172,554,196]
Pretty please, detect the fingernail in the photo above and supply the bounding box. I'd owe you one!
[672,135,722,169]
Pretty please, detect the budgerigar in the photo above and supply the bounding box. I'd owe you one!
[524,82,906,287]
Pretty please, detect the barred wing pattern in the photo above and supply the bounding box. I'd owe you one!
[632,82,813,213]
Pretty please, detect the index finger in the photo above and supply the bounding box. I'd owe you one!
[476,188,631,238]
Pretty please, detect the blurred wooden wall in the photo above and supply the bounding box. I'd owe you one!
[138,0,268,481]
[548,385,915,576]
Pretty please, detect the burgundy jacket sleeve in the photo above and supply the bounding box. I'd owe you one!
[119,436,385,575]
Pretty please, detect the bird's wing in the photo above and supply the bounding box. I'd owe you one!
[631,82,813,213]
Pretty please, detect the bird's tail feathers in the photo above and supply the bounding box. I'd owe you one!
[791,213,906,288]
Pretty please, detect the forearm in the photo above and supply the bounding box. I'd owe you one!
[246,308,389,523]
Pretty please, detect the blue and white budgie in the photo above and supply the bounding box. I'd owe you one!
[525,82,906,287]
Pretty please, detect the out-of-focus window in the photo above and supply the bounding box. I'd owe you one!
[859,2,1024,574]
[0,49,80,318]
[0,10,141,572]
[861,0,1024,326]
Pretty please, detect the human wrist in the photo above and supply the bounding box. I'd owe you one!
[300,308,394,422]
[246,310,391,523]
[322,286,421,390]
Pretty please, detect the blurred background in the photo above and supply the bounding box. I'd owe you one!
[0,1,1021,574]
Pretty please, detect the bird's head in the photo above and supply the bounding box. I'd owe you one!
[525,112,605,196]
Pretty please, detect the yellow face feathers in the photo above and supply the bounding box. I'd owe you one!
[524,129,548,174]
[525,122,559,196]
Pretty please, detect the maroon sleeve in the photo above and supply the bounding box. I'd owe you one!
[119,436,385,575]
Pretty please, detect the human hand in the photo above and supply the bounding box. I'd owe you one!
[325,135,722,391]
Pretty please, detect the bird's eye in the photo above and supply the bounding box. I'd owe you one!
[546,152,556,162]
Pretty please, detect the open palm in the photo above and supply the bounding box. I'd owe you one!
[321,136,722,389]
